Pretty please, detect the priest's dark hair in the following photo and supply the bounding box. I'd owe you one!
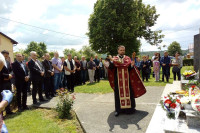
[118,45,125,50]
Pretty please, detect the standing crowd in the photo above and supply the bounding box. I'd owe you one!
[135,51,183,82]
[0,50,183,114]
[0,50,109,113]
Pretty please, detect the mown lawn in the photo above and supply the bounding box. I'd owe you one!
[5,108,83,133]
[75,66,194,94]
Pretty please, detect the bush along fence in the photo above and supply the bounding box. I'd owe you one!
[183,59,193,66]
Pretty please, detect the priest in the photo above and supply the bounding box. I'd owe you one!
[108,45,146,116]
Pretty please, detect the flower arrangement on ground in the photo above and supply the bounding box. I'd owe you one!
[160,94,181,119]
[161,85,200,118]
[183,70,197,80]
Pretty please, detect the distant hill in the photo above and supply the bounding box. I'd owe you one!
[140,50,188,57]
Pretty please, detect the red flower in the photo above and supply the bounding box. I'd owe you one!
[191,85,196,88]
[164,99,172,104]
[170,103,177,109]
[176,99,181,104]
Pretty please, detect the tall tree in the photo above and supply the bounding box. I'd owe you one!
[82,45,96,59]
[88,0,164,56]
[63,48,82,60]
[167,41,182,56]
[24,41,47,58]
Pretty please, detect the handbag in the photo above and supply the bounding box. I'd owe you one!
[172,66,180,73]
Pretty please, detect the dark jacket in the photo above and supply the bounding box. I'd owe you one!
[140,60,150,74]
[6,60,12,73]
[28,59,44,81]
[93,59,100,66]
[42,59,53,78]
[12,61,29,82]
[87,61,96,70]
[0,66,10,90]
[161,56,171,68]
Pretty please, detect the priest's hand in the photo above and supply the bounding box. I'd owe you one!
[131,61,135,67]
[41,72,44,76]
[108,55,113,61]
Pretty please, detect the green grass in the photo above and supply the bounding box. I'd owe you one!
[75,80,113,94]
[75,66,194,94]
[5,108,83,133]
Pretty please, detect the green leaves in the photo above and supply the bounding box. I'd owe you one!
[24,41,47,58]
[167,41,182,56]
[88,0,164,56]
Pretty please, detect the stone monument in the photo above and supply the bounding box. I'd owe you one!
[194,30,200,73]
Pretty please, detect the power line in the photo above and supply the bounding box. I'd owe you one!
[0,17,88,39]
[0,20,83,42]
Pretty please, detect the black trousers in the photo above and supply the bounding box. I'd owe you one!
[32,79,44,102]
[16,81,28,108]
[0,81,12,113]
[142,71,148,81]
[44,77,54,98]
[75,70,81,85]
[66,74,75,92]
[94,68,100,82]
[173,71,181,81]
[162,67,170,82]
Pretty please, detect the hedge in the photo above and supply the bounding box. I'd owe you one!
[183,59,193,66]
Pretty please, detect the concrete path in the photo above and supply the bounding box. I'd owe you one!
[26,86,164,133]
[73,86,164,133]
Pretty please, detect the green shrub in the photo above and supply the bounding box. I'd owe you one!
[183,59,193,66]
[56,90,74,119]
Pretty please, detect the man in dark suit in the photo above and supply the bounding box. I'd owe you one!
[12,53,29,111]
[28,51,46,104]
[161,51,171,82]
[0,50,13,114]
[42,53,55,99]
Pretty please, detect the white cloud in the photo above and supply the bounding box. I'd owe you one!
[1,0,200,54]
[142,0,200,51]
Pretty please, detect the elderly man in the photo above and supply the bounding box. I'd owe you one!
[80,56,87,84]
[64,54,76,92]
[52,52,62,93]
[12,53,29,111]
[42,53,55,99]
[28,51,46,104]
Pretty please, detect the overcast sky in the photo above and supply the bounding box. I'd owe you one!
[0,0,200,56]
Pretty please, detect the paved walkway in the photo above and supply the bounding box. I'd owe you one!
[27,86,164,133]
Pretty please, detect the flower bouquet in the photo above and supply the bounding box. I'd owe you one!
[160,94,181,119]
[191,95,200,114]
[183,70,197,80]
